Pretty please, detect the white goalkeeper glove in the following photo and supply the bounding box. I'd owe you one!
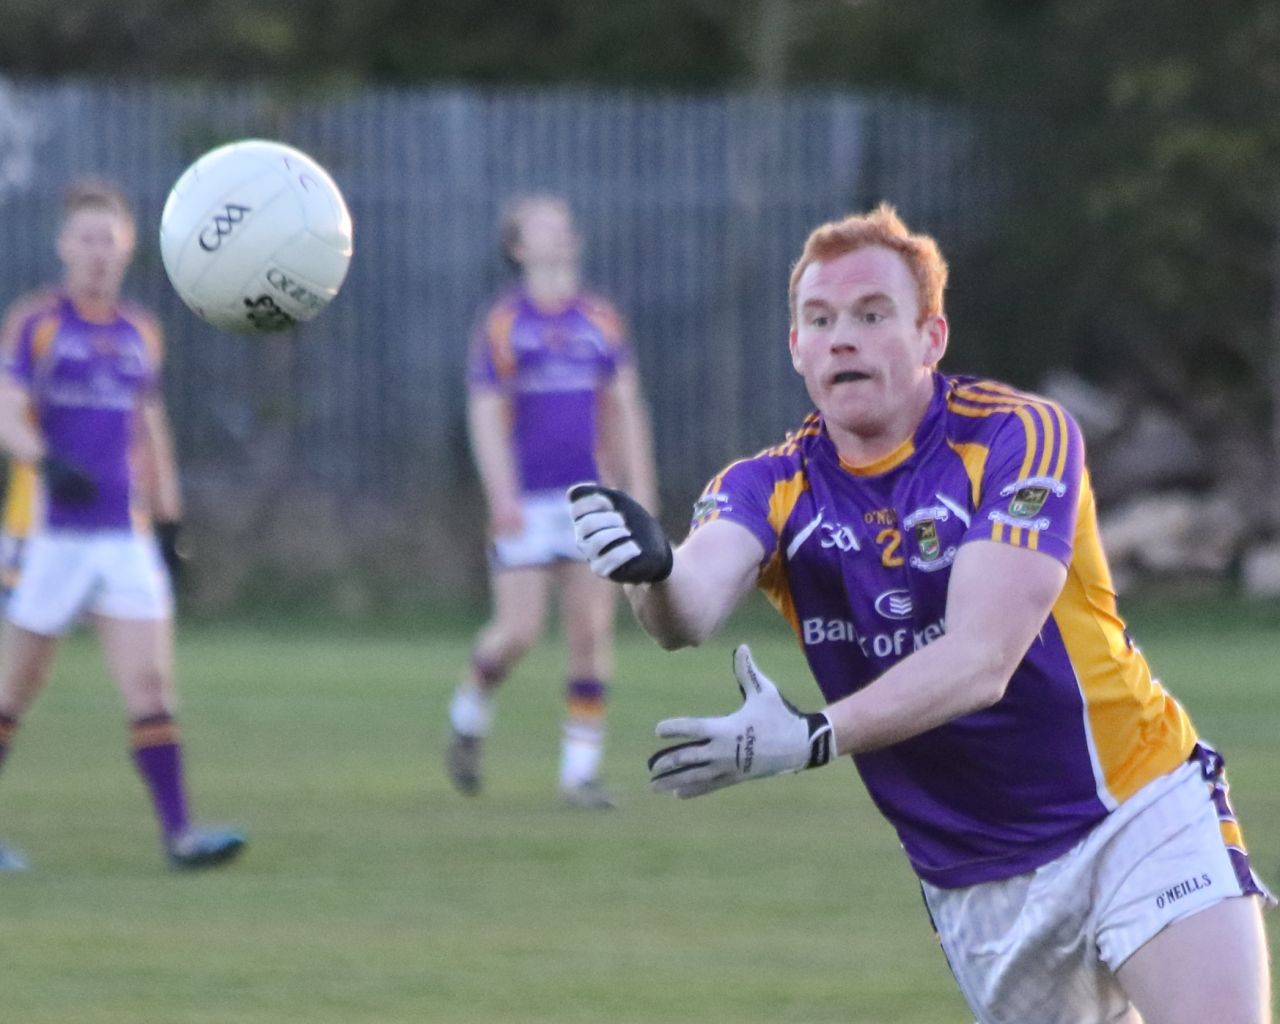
[568,482,673,584]
[647,645,835,798]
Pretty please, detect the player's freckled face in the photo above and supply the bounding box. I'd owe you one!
[789,245,947,461]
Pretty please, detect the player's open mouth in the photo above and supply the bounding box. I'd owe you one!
[831,371,870,384]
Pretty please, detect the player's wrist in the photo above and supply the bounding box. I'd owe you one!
[801,710,834,770]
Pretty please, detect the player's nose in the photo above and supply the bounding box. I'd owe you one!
[828,319,859,351]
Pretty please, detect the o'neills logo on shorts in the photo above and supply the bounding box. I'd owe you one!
[1155,873,1211,909]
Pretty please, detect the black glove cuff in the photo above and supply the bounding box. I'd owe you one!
[804,712,833,769]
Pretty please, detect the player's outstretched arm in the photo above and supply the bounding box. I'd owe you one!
[647,645,833,798]
[569,482,762,648]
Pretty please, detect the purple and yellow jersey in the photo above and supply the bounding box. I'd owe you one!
[691,374,1197,888]
[468,288,630,493]
[7,293,162,532]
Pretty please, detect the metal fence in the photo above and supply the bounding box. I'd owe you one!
[0,80,1019,602]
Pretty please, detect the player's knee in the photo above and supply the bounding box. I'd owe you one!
[120,665,171,703]
[504,627,541,661]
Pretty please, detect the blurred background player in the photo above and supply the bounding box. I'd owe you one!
[0,179,244,870]
[446,194,658,808]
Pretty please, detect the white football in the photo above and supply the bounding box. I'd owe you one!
[159,138,354,334]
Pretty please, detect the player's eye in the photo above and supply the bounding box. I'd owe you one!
[861,311,884,324]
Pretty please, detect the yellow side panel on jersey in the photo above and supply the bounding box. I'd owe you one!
[3,462,37,537]
[1050,474,1196,805]
[757,470,810,637]
[30,314,60,362]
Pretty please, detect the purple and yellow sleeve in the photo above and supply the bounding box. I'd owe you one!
[126,306,165,395]
[8,312,57,387]
[467,303,518,392]
[689,456,785,567]
[580,295,631,371]
[964,394,1082,565]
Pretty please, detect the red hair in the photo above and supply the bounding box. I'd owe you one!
[788,203,948,326]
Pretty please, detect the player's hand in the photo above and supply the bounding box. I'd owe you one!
[567,481,672,584]
[154,520,187,587]
[40,455,97,505]
[648,645,834,798]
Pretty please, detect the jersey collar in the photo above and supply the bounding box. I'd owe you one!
[819,373,948,478]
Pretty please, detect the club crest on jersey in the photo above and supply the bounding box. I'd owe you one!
[905,507,957,572]
[1000,476,1067,519]
[692,492,731,524]
[913,519,941,561]
[1008,486,1049,518]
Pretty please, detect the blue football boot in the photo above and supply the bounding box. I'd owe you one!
[166,827,245,870]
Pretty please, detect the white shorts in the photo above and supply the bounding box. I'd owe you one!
[921,751,1274,1024]
[490,490,584,571]
[6,530,172,635]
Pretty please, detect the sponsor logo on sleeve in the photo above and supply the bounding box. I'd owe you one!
[692,492,731,522]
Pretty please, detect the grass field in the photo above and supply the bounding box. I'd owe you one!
[1,597,1277,1022]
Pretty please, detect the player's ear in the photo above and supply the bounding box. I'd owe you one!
[789,324,802,372]
[922,314,948,368]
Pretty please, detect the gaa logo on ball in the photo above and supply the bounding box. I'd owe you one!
[159,139,354,334]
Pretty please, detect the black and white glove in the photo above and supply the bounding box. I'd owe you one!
[40,455,97,505]
[567,482,673,584]
[647,645,835,798]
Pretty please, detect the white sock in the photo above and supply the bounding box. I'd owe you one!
[560,722,604,787]
[450,684,494,738]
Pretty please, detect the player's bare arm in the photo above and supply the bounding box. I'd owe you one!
[138,396,183,523]
[647,536,1069,796]
[467,389,522,535]
[625,517,762,649]
[571,486,762,648]
[0,377,44,464]
[826,539,1067,755]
